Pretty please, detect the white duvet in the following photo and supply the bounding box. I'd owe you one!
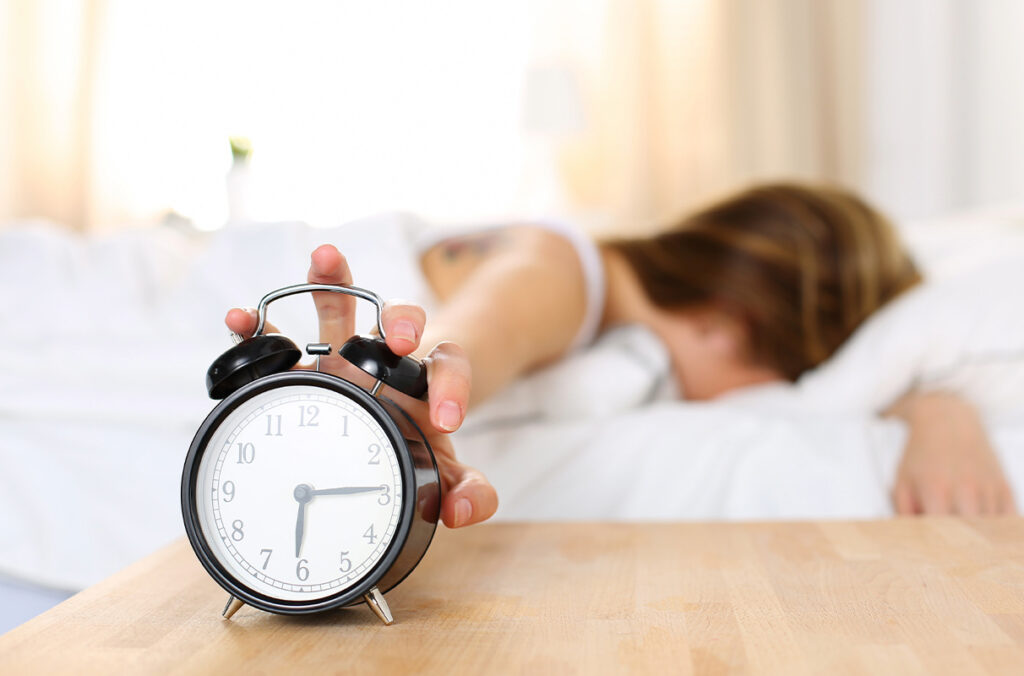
[1,209,1023,591]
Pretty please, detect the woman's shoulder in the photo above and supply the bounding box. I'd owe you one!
[418,219,607,350]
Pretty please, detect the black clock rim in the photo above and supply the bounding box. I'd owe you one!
[181,370,418,615]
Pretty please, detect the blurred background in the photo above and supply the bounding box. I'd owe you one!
[3,0,1024,635]
[3,0,1023,234]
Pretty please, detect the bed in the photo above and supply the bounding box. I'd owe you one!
[1,207,1022,628]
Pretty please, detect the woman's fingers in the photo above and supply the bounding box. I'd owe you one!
[308,244,356,348]
[919,484,952,515]
[423,341,471,433]
[438,457,498,528]
[892,483,917,516]
[998,482,1018,515]
[224,308,281,337]
[381,300,426,356]
[953,485,982,516]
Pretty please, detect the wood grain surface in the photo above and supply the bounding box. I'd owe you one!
[2,520,1024,674]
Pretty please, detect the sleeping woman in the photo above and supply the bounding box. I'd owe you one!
[225,182,1017,527]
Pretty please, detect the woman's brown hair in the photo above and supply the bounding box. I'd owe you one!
[604,183,921,380]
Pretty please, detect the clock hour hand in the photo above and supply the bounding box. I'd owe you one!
[293,484,313,558]
[311,486,386,497]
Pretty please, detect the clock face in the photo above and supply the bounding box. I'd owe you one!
[193,383,404,603]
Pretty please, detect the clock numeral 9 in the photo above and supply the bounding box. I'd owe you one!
[363,524,377,545]
[236,442,255,464]
[339,551,352,573]
[231,520,245,541]
[296,558,309,581]
[368,443,381,465]
[378,484,390,505]
[298,405,319,427]
[222,481,236,502]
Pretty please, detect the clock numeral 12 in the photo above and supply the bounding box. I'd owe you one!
[298,405,319,427]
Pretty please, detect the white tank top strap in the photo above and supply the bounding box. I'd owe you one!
[414,218,606,352]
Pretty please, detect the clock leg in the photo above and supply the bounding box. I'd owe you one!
[363,586,394,625]
[222,595,245,620]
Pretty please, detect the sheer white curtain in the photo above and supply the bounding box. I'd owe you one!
[556,0,866,233]
[1,0,1021,232]
[0,0,103,231]
[1,0,535,231]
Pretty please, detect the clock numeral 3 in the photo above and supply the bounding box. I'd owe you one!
[378,484,390,505]
[339,551,352,573]
[231,520,245,541]
[298,405,319,427]
[236,442,255,464]
[363,524,377,545]
[368,443,381,465]
[296,558,309,581]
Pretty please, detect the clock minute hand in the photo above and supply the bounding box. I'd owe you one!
[311,486,385,497]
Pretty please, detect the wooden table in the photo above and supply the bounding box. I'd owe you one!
[2,520,1024,674]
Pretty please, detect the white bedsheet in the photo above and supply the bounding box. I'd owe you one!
[1,208,1023,592]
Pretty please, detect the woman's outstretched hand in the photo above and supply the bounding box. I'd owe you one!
[888,391,1016,516]
[224,243,498,528]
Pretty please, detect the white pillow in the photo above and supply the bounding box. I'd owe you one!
[792,257,1024,420]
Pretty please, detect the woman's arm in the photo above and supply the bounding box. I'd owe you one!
[226,245,498,527]
[416,225,589,406]
[886,391,1016,515]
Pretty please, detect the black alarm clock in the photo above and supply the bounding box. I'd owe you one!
[181,283,440,625]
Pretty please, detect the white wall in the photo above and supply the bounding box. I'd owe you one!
[865,0,1024,220]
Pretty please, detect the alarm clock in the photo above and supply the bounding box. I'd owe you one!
[181,283,440,625]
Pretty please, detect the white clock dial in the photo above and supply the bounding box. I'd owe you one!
[194,385,404,602]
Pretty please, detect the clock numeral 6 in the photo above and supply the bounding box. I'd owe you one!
[231,520,244,541]
[339,551,352,573]
[363,524,377,545]
[368,443,381,465]
[296,558,309,581]
[236,442,255,464]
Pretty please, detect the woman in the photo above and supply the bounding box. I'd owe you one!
[225,182,1016,526]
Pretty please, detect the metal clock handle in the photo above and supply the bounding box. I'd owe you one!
[250,283,388,341]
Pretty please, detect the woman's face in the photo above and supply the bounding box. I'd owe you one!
[600,246,784,400]
[645,307,784,400]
